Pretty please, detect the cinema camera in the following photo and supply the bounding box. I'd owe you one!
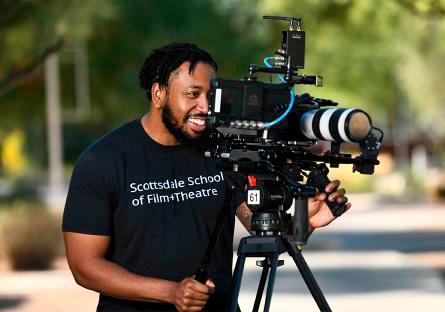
[195,16,384,312]
[204,15,383,242]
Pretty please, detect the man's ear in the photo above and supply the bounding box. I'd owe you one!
[151,83,166,109]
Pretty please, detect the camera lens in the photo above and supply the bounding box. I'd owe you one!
[347,111,372,142]
[300,108,371,143]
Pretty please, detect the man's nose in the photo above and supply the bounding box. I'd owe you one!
[197,96,209,114]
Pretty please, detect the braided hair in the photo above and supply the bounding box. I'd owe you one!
[139,42,218,101]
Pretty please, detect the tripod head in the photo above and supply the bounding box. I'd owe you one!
[215,151,345,245]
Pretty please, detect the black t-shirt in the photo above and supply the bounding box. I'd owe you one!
[63,118,240,311]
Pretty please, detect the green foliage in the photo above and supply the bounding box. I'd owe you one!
[0,0,117,169]
[0,0,115,80]
[0,203,61,270]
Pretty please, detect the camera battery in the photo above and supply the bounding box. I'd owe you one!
[281,30,305,69]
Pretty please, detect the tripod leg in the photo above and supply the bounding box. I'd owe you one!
[229,254,247,312]
[195,184,235,283]
[282,238,332,312]
[252,258,270,312]
[262,252,279,312]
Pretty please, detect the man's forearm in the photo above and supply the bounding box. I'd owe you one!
[70,257,176,304]
[236,202,253,233]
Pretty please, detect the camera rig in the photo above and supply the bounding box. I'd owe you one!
[204,15,383,242]
[196,16,384,311]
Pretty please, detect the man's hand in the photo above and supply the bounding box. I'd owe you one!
[171,277,215,312]
[308,180,351,233]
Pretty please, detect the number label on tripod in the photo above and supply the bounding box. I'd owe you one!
[247,190,260,205]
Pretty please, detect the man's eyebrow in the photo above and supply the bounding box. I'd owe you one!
[188,85,203,89]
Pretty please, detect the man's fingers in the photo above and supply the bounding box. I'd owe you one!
[177,301,207,312]
[180,296,208,306]
[183,289,209,301]
[310,191,326,202]
[190,281,212,295]
[179,278,212,299]
[175,277,215,312]
[205,279,216,294]
[177,286,209,310]
[325,180,340,193]
[327,188,346,201]
[336,196,348,204]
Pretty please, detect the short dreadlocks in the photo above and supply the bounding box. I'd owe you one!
[138,42,218,101]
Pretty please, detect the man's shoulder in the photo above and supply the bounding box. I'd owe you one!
[87,118,141,155]
[74,118,142,170]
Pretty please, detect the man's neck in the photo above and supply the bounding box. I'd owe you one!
[141,112,179,146]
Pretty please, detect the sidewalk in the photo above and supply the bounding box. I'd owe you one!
[0,266,97,312]
[235,194,445,311]
[1,194,445,311]
[235,251,445,311]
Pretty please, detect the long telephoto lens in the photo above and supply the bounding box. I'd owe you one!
[299,108,371,143]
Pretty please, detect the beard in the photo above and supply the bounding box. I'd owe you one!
[161,101,209,146]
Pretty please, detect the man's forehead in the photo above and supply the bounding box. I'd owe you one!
[169,61,215,84]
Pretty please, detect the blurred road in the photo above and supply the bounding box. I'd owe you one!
[233,194,445,311]
[1,194,445,311]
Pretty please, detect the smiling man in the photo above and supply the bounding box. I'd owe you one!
[62,43,350,312]
[142,57,214,145]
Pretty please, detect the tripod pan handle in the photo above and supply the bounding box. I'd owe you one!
[323,190,347,217]
[308,164,347,217]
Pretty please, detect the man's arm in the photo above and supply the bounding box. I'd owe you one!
[235,202,252,232]
[64,232,214,311]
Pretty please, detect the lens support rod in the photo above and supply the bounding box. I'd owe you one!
[248,64,323,86]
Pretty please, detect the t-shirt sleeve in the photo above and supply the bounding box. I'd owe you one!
[233,187,246,210]
[62,150,115,235]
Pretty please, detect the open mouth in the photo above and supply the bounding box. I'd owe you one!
[187,116,206,132]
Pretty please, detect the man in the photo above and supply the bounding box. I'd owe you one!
[63,43,350,312]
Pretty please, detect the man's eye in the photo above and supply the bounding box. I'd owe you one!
[187,92,199,98]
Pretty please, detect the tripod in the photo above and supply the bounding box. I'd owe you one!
[194,163,339,312]
[229,235,331,312]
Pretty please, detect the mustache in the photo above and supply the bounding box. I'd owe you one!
[186,113,211,119]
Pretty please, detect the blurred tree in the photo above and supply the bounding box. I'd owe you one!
[0,0,116,169]
[397,0,445,17]
[0,0,116,97]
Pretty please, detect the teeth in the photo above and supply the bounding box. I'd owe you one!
[188,118,205,126]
